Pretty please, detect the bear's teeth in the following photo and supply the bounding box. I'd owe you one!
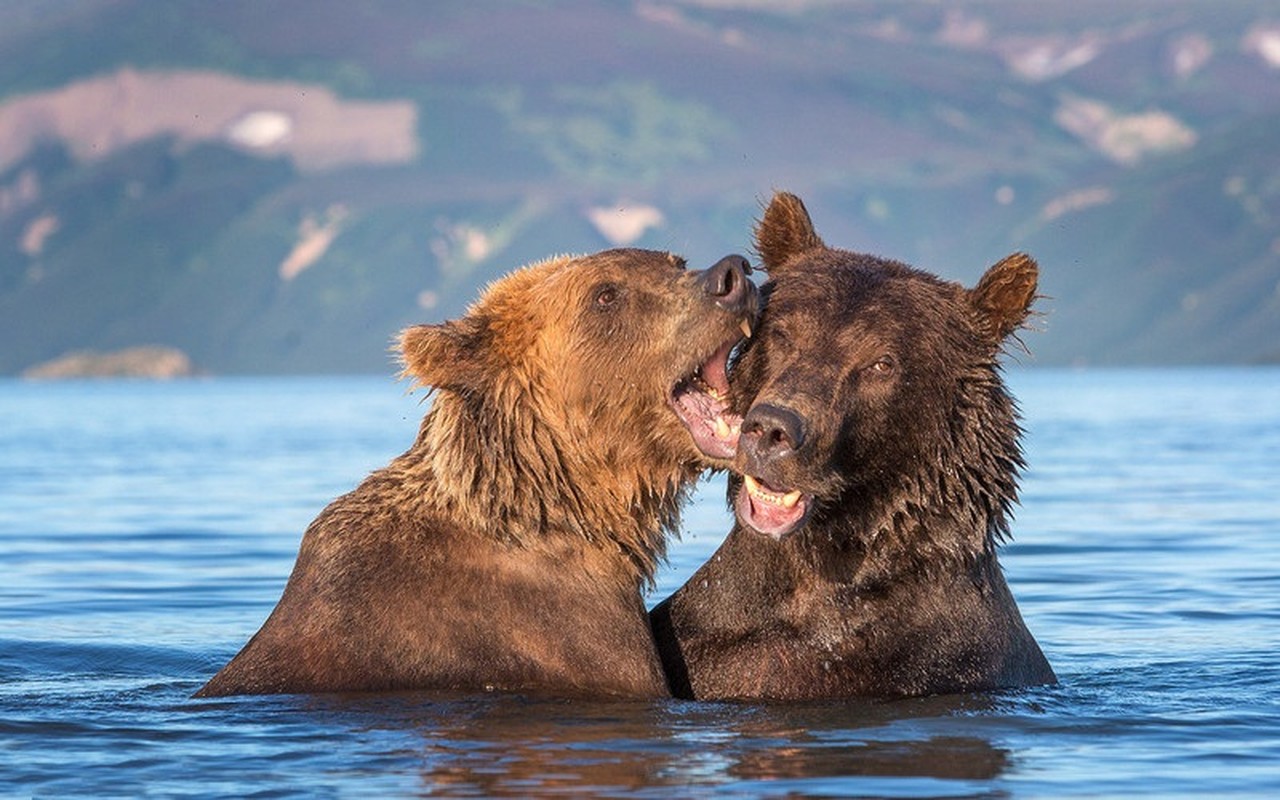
[740,318,753,338]
[692,372,723,401]
[713,415,731,439]
[744,475,799,507]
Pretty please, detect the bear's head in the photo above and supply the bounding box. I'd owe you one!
[398,248,758,576]
[730,193,1038,565]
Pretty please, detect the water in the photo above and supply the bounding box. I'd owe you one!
[2,369,1278,798]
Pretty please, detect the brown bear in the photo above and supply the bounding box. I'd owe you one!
[196,248,758,698]
[650,193,1056,700]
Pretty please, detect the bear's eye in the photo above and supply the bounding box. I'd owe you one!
[866,356,896,377]
[593,285,620,308]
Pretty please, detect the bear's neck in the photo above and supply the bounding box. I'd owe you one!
[401,392,688,585]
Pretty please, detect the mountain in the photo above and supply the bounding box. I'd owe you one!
[2,0,1278,374]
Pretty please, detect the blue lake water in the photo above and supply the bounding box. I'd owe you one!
[2,369,1278,798]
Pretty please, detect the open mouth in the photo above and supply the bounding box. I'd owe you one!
[735,474,811,539]
[669,335,746,461]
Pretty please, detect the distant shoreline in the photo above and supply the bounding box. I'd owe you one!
[22,346,195,380]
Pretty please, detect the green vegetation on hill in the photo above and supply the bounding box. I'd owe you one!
[491,81,732,185]
[2,0,1279,373]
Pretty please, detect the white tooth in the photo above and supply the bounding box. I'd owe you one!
[781,490,803,509]
[740,319,753,338]
[744,475,761,496]
[714,415,731,439]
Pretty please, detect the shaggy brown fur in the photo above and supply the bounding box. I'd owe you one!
[197,248,757,698]
[650,193,1055,700]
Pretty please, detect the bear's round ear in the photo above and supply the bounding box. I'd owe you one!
[754,191,825,273]
[968,252,1039,344]
[397,317,485,393]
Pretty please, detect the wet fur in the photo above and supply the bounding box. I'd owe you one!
[651,194,1056,700]
[198,249,749,698]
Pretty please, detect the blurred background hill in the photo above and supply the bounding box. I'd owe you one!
[2,0,1278,374]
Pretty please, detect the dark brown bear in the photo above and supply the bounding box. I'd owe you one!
[650,193,1056,700]
[197,248,757,698]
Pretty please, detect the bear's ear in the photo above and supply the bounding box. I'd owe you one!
[754,191,825,272]
[398,318,486,393]
[968,252,1039,344]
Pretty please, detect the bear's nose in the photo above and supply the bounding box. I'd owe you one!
[741,402,806,459]
[699,254,753,311]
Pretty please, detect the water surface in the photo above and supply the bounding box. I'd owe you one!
[2,369,1278,797]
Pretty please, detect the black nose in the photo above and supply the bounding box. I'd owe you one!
[698,254,753,310]
[742,403,806,457]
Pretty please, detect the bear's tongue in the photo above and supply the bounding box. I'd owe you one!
[737,475,807,539]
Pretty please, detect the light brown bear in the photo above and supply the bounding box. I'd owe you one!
[197,248,757,698]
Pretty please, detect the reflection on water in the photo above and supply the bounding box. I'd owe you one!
[187,691,1015,797]
[727,736,1009,784]
[3,371,1279,796]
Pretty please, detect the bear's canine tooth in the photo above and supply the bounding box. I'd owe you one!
[781,489,803,509]
[713,415,731,439]
[740,318,753,338]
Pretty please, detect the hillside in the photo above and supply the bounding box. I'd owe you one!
[2,0,1278,374]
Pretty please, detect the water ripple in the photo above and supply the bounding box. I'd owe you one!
[3,371,1279,797]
